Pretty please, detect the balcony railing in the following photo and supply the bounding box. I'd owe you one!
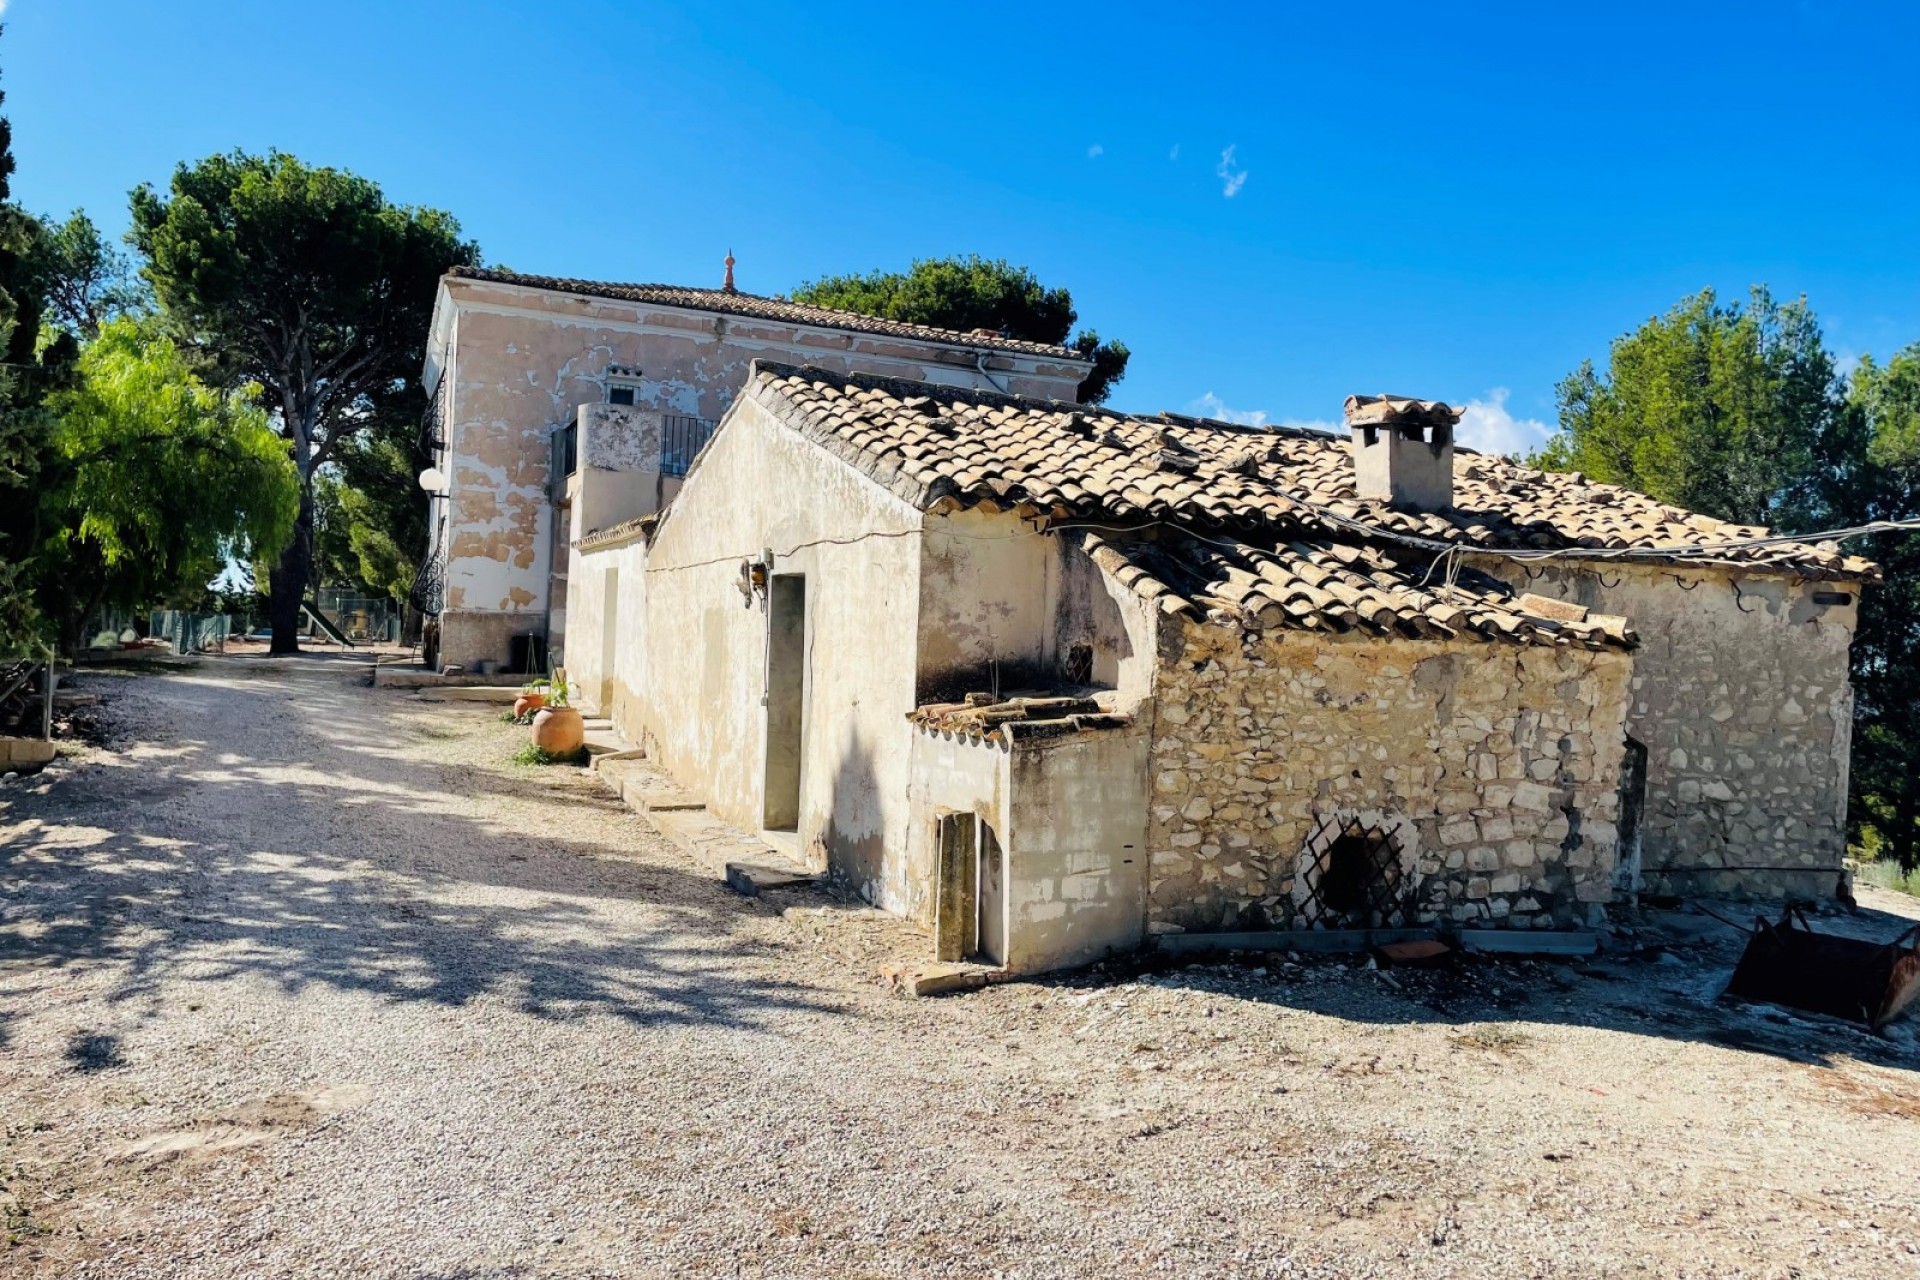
[554,411,715,497]
[661,414,717,478]
[420,372,448,452]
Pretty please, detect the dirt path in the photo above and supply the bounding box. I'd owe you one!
[2,660,1917,1279]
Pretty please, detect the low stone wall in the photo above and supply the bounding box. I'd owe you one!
[1147,623,1633,932]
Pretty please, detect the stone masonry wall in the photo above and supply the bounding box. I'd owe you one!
[1148,623,1633,933]
[1482,562,1860,900]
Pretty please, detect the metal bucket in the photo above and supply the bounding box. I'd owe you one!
[1724,905,1920,1031]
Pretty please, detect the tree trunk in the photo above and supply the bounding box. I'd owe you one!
[268,485,314,655]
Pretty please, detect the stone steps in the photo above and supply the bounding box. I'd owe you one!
[591,755,816,888]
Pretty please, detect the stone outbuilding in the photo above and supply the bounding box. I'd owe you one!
[564,362,1872,974]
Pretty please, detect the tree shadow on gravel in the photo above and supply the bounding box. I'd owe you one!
[0,665,851,1056]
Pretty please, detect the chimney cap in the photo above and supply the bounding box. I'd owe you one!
[1344,394,1463,432]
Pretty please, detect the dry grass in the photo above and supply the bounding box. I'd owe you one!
[1857,857,1920,897]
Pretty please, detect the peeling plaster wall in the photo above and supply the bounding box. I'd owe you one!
[633,396,928,912]
[572,405,664,539]
[434,277,1086,671]
[1147,625,1633,933]
[1483,561,1860,899]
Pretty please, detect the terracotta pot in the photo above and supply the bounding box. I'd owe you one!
[513,692,546,719]
[531,706,584,755]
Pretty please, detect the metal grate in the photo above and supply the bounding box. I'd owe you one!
[1301,819,1408,929]
[660,414,717,478]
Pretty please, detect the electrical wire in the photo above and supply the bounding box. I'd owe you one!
[633,488,1920,580]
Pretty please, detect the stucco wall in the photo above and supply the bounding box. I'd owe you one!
[916,508,1056,699]
[431,277,1087,671]
[906,723,1149,973]
[1005,728,1150,971]
[564,533,649,724]
[905,727,1010,931]
[636,396,928,910]
[1482,561,1860,899]
[1056,535,1163,706]
[1147,623,1633,932]
[914,523,1162,708]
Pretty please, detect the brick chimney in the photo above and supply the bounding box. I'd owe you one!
[1344,394,1463,513]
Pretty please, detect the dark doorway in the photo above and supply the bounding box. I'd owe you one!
[934,814,978,963]
[1616,737,1648,893]
[763,575,807,832]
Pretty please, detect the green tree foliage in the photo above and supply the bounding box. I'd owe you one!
[1536,288,1920,871]
[33,319,298,653]
[791,255,1131,404]
[330,409,428,597]
[0,43,62,657]
[1830,347,1920,868]
[1535,288,1839,529]
[130,151,478,652]
[31,209,148,339]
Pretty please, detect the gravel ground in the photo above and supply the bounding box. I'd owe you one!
[2,658,1919,1279]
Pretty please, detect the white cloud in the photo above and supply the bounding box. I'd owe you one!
[1086,143,1104,159]
[1455,387,1553,457]
[1188,392,1343,433]
[1187,392,1268,426]
[1188,387,1552,453]
[1169,144,1181,161]
[1215,145,1248,198]
[1836,349,1862,379]
[0,2,12,15]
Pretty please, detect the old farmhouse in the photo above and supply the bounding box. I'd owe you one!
[417,264,1093,672]
[559,362,1872,974]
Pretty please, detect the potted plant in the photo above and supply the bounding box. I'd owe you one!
[530,668,584,755]
[513,677,550,722]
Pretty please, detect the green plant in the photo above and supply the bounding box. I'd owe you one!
[544,668,571,709]
[1857,857,1920,897]
[512,742,587,767]
[520,676,550,694]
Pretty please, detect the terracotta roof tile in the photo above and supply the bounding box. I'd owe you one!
[908,693,1133,744]
[447,266,1086,361]
[1082,531,1637,649]
[746,362,1876,584]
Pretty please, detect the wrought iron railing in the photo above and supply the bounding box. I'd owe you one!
[661,414,717,478]
[420,371,448,452]
[408,544,447,617]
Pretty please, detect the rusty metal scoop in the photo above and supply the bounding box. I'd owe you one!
[1725,905,1920,1031]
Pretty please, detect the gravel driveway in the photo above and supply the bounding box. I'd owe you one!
[2,659,1918,1279]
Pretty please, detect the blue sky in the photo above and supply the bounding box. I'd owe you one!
[7,1,1918,453]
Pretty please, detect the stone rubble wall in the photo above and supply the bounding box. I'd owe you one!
[1147,623,1633,933]
[1482,562,1859,900]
